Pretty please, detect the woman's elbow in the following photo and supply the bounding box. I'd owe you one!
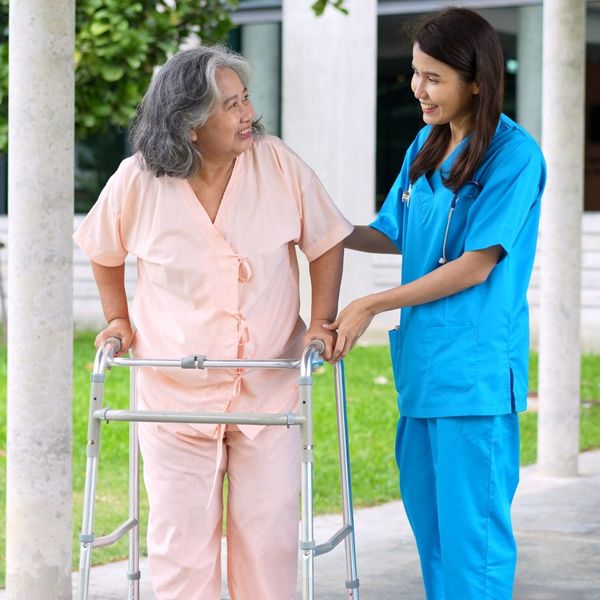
[343,227,362,250]
[475,267,493,285]
[464,247,503,286]
[471,257,501,286]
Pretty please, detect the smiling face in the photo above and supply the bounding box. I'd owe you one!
[191,67,255,163]
[411,43,479,138]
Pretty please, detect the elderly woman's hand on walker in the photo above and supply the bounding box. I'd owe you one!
[303,318,337,361]
[94,316,133,355]
[91,262,133,356]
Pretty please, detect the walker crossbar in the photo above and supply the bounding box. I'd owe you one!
[110,356,301,370]
[94,408,306,427]
[313,524,353,556]
[77,338,360,600]
[91,518,137,549]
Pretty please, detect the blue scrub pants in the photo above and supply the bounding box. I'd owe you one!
[396,414,520,600]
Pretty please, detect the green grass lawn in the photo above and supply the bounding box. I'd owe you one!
[0,333,599,587]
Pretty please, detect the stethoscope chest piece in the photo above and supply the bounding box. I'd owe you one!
[401,184,412,206]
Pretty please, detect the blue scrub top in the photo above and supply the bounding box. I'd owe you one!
[371,114,546,418]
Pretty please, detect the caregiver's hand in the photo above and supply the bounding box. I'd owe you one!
[322,297,376,361]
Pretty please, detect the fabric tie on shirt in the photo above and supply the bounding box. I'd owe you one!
[235,255,252,282]
[233,311,255,359]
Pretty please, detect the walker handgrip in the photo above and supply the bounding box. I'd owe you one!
[311,339,326,355]
[104,336,122,355]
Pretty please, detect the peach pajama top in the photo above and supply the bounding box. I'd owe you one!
[74,135,353,440]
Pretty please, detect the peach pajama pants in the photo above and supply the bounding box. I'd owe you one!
[138,422,301,600]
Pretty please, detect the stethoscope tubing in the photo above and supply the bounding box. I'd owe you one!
[438,206,455,265]
[439,179,482,265]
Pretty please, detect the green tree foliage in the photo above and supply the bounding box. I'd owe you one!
[0,0,238,152]
[311,0,347,17]
[0,0,347,153]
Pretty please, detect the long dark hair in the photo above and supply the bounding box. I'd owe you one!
[408,8,504,191]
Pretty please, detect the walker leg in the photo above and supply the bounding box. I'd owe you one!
[77,457,99,600]
[299,356,316,600]
[300,459,315,600]
[334,361,360,599]
[127,366,140,600]
[77,375,106,600]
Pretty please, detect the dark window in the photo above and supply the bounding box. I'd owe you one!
[75,128,130,214]
[590,105,600,143]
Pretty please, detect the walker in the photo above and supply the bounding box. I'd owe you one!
[77,338,360,600]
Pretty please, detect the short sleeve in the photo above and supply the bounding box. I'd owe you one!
[256,141,350,261]
[369,129,427,252]
[464,140,546,255]
[369,167,407,252]
[297,173,353,261]
[73,168,128,266]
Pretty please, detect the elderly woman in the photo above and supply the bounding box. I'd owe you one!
[74,46,352,600]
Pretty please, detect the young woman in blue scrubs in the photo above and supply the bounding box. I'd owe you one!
[325,8,546,599]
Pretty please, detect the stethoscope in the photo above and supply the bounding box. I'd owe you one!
[401,179,482,265]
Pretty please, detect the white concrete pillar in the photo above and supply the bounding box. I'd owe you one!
[282,0,377,317]
[538,0,586,477]
[7,1,75,597]
[517,5,543,144]
[242,22,281,136]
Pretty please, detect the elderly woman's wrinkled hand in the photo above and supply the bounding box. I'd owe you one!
[94,317,134,356]
[303,319,337,363]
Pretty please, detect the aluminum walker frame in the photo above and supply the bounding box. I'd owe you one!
[77,338,360,600]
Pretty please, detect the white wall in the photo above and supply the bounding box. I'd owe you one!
[282,0,378,321]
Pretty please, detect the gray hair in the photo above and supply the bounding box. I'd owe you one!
[129,45,264,178]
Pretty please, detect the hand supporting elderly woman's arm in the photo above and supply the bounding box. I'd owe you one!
[91,261,134,354]
[303,242,344,362]
[323,245,503,359]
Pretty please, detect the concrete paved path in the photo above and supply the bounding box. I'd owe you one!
[6,451,600,599]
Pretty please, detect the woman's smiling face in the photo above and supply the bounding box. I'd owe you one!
[411,43,479,133]
[191,67,255,162]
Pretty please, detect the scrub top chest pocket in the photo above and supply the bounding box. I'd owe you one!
[410,176,437,229]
